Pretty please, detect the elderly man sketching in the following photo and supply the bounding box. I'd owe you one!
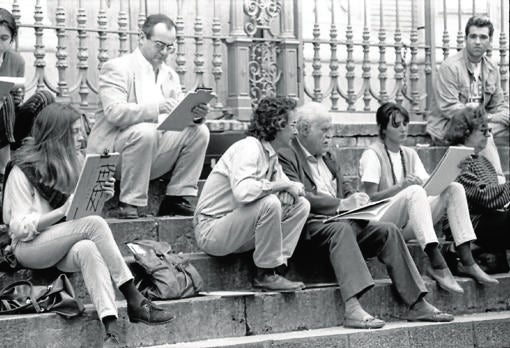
[87,14,209,218]
[278,102,454,329]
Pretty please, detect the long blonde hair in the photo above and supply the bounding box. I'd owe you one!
[13,103,82,193]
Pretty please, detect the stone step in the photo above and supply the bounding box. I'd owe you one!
[0,276,509,348]
[106,215,446,257]
[0,241,435,305]
[148,310,510,348]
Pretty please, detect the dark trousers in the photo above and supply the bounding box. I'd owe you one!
[304,219,427,306]
[0,90,55,149]
[475,209,510,251]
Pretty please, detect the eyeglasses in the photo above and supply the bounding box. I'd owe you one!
[152,40,176,53]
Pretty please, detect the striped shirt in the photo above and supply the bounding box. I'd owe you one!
[456,155,510,214]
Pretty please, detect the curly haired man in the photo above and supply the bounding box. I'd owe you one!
[193,97,310,291]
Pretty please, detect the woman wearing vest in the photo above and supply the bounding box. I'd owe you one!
[359,102,497,295]
[445,106,510,273]
[2,103,174,348]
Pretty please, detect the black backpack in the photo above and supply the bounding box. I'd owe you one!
[127,240,203,300]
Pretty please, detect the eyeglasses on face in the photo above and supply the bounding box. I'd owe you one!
[152,40,176,53]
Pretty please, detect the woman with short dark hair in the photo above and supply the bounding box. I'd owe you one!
[359,102,497,293]
[446,106,510,272]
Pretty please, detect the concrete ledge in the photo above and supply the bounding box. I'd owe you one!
[155,311,510,348]
[0,279,509,348]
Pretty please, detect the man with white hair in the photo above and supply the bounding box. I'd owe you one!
[278,102,454,328]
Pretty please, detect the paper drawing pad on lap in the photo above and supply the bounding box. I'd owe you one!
[323,199,392,223]
[423,146,474,196]
[65,153,120,220]
[157,88,215,131]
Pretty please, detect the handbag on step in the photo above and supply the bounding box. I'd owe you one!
[0,273,84,318]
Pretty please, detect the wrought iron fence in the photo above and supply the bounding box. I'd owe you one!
[5,0,509,120]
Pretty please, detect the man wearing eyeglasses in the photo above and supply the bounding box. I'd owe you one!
[427,16,509,184]
[88,14,210,218]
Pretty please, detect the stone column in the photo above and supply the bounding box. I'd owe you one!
[277,0,300,99]
[226,0,252,121]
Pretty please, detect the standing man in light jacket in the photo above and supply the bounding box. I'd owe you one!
[427,15,508,184]
[87,14,210,218]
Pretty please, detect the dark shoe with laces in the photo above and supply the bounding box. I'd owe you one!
[157,196,195,216]
[103,332,123,348]
[127,299,175,326]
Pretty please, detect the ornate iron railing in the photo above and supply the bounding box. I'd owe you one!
[7,0,509,120]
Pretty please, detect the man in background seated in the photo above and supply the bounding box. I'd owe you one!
[194,97,310,291]
[87,14,209,218]
[427,15,508,183]
[278,102,454,328]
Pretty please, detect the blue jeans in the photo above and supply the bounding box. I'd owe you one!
[13,215,133,319]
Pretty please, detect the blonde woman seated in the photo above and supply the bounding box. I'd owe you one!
[445,106,510,273]
[2,103,173,348]
[359,102,497,293]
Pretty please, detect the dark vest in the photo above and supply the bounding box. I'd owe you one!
[1,161,68,224]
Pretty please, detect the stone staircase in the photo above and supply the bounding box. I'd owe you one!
[153,312,510,348]
[0,120,509,348]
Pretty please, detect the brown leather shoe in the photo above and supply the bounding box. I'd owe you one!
[253,272,304,291]
[127,299,175,326]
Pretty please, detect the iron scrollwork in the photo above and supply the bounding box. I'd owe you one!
[249,41,282,106]
[244,0,283,106]
[244,0,282,36]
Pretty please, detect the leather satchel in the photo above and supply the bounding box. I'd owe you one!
[0,225,18,272]
[0,274,84,318]
[127,239,203,300]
